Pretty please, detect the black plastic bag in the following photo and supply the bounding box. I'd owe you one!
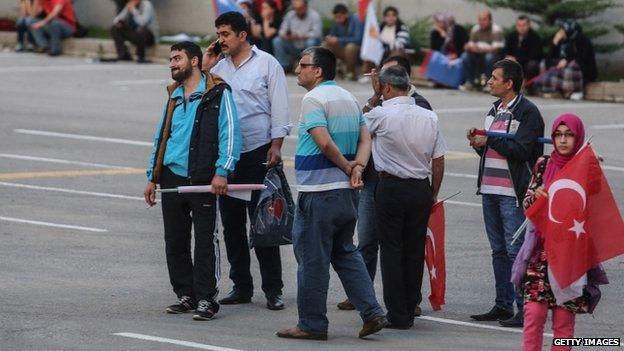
[250,164,294,248]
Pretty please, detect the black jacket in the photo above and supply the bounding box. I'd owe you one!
[474,95,545,203]
[548,33,598,83]
[503,29,543,65]
[430,25,469,56]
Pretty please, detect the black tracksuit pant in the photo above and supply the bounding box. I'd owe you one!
[160,167,219,301]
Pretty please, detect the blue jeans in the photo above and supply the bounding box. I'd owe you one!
[26,17,74,55]
[272,36,320,69]
[461,51,500,85]
[293,189,384,334]
[482,194,525,312]
[357,179,379,282]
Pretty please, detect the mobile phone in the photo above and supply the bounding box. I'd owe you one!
[211,41,222,55]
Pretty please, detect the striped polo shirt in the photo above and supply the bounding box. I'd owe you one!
[480,96,517,197]
[295,80,364,192]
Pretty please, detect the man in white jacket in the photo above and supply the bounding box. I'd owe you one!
[110,0,159,63]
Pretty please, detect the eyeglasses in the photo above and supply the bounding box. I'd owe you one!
[298,63,318,68]
[553,132,575,139]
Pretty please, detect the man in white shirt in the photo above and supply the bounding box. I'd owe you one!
[211,11,292,311]
[364,66,446,329]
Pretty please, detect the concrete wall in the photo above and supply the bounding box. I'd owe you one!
[1,0,623,72]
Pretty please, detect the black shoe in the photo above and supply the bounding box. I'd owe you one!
[266,295,285,310]
[385,322,413,330]
[218,290,252,305]
[499,311,523,327]
[117,53,133,61]
[193,300,220,321]
[136,57,152,64]
[470,306,514,321]
[166,296,196,314]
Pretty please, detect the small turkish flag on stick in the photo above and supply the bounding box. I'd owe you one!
[525,145,624,288]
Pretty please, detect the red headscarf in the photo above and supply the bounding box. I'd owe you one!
[543,113,585,186]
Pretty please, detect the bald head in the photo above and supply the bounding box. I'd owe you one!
[478,10,492,30]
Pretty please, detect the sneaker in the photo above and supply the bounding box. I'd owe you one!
[15,43,24,52]
[166,296,197,314]
[569,91,584,101]
[193,299,219,321]
[459,82,476,92]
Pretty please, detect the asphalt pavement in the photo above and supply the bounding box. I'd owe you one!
[1,51,623,351]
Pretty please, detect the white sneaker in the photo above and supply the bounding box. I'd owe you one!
[357,76,371,84]
[569,91,584,101]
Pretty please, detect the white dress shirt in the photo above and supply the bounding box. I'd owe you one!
[211,45,292,153]
[365,96,447,179]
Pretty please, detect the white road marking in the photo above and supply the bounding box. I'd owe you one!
[418,316,554,337]
[446,200,482,208]
[0,153,134,169]
[14,129,152,146]
[0,181,147,202]
[114,333,244,351]
[110,79,169,86]
[445,172,478,179]
[603,165,624,172]
[0,216,107,233]
[590,123,624,130]
[0,64,162,74]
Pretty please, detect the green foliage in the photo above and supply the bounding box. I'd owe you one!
[469,0,623,53]
[408,16,433,56]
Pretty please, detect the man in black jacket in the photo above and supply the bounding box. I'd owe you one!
[143,41,242,321]
[467,59,544,328]
[503,15,543,81]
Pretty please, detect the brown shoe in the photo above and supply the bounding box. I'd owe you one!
[414,304,422,317]
[276,327,327,341]
[359,315,388,339]
[337,299,355,310]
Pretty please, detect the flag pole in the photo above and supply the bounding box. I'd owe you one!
[511,218,529,245]
[436,191,461,205]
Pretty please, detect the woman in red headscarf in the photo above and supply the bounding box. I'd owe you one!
[517,113,603,351]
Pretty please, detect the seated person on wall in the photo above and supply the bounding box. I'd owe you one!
[322,3,363,81]
[503,15,543,83]
[25,0,76,56]
[360,6,412,83]
[430,11,468,60]
[272,0,322,71]
[15,0,42,52]
[460,10,504,90]
[254,0,283,55]
[110,0,159,63]
[541,19,597,101]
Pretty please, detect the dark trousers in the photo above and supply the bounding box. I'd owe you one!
[110,24,154,59]
[376,176,433,326]
[219,143,283,297]
[160,167,219,301]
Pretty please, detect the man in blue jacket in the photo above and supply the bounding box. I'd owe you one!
[143,41,241,321]
[322,3,363,80]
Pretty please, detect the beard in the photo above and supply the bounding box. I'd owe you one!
[171,62,192,83]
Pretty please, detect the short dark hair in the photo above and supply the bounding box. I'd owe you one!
[170,41,203,68]
[517,15,530,23]
[383,6,398,16]
[301,46,336,81]
[378,66,410,92]
[215,11,250,37]
[333,3,348,14]
[382,55,411,76]
[492,59,524,93]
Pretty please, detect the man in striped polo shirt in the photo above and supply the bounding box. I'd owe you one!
[276,47,387,341]
[467,59,544,328]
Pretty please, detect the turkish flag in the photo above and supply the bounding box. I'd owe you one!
[425,202,446,310]
[358,0,370,22]
[525,145,624,288]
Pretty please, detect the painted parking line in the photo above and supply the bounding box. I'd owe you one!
[14,129,152,146]
[418,316,553,338]
[590,123,624,130]
[0,181,146,202]
[0,168,144,181]
[0,216,107,233]
[114,333,243,351]
[0,153,135,169]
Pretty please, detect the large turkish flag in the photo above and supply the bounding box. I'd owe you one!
[525,146,624,288]
[425,202,446,310]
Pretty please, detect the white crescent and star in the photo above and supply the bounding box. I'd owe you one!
[548,178,587,239]
[426,227,437,279]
